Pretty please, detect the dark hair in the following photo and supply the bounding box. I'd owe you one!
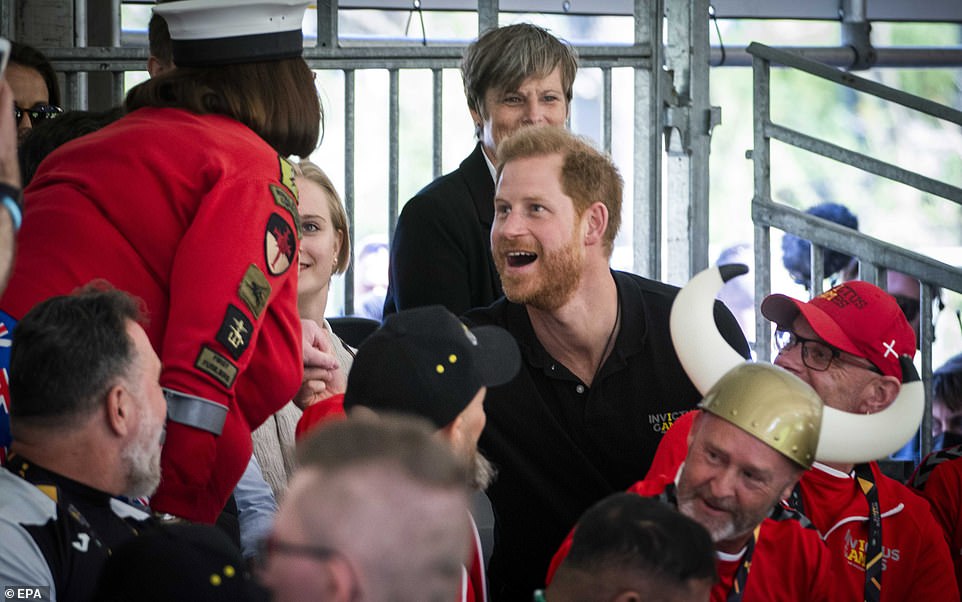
[934,353,962,413]
[564,493,716,584]
[10,41,62,107]
[781,202,859,290]
[18,107,125,186]
[124,58,321,157]
[461,23,578,120]
[148,13,174,68]
[10,283,144,429]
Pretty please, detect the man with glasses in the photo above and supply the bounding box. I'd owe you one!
[260,417,471,602]
[7,42,62,144]
[646,280,958,601]
[761,280,957,602]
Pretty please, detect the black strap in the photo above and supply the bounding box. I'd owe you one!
[789,467,882,601]
[854,463,882,602]
[726,527,759,602]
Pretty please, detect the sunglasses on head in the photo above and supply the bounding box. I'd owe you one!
[14,104,64,123]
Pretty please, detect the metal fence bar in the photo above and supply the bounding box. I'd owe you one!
[41,45,653,72]
[752,202,962,292]
[766,122,962,206]
[747,42,962,126]
[752,53,773,361]
[713,46,962,69]
[602,67,612,154]
[432,68,444,179]
[632,0,663,279]
[388,68,400,241]
[344,69,357,315]
[809,245,825,295]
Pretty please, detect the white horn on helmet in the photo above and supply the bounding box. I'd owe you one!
[670,265,924,465]
[816,358,923,463]
[669,264,746,396]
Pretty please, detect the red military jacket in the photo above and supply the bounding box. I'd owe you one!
[1,108,303,522]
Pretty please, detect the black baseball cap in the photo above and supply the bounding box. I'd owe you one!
[344,306,521,428]
[94,523,268,602]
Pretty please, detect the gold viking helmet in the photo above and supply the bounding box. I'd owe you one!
[699,363,822,469]
[671,265,924,464]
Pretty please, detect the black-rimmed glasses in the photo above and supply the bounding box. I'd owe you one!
[774,329,882,374]
[14,104,64,123]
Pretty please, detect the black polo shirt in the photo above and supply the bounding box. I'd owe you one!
[464,270,750,601]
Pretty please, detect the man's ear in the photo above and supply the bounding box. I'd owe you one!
[856,375,901,415]
[582,202,609,248]
[437,415,461,448]
[147,56,169,78]
[780,471,803,501]
[327,555,359,602]
[105,384,131,437]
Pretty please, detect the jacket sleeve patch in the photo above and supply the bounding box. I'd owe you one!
[238,264,271,318]
[216,304,253,360]
[278,156,298,199]
[264,213,295,276]
[195,345,239,388]
[270,183,301,239]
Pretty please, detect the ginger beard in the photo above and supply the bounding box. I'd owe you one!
[494,218,585,312]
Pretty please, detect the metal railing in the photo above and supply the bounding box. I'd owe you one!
[749,41,962,458]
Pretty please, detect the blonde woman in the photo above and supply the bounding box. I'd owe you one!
[253,160,354,497]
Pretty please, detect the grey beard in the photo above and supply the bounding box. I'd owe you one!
[470,452,497,492]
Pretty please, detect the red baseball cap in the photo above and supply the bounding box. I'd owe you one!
[761,281,916,380]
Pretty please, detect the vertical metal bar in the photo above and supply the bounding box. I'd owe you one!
[65,73,84,112]
[810,245,825,295]
[73,0,88,110]
[687,0,711,276]
[344,70,356,315]
[433,68,443,179]
[316,0,338,49]
[752,53,772,361]
[111,0,121,103]
[664,0,694,285]
[754,222,771,360]
[0,0,14,40]
[477,0,498,35]
[602,67,612,155]
[920,281,934,458]
[860,261,880,287]
[388,69,400,241]
[633,0,663,279]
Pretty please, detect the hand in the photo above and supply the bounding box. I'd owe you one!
[0,81,21,189]
[294,319,347,409]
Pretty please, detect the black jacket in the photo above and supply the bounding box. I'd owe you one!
[383,143,502,317]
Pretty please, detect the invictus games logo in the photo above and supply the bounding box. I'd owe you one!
[819,285,868,309]
[842,528,900,571]
[649,411,689,434]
